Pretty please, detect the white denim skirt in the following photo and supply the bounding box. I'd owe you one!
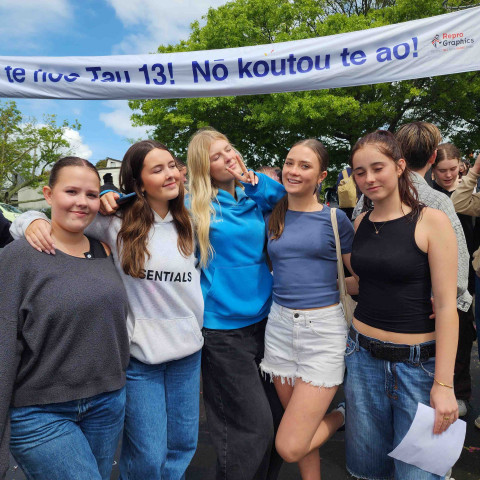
[260,302,348,388]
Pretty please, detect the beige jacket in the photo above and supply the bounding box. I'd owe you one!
[451,169,480,216]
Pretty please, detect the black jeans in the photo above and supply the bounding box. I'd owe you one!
[201,319,283,480]
[454,306,476,401]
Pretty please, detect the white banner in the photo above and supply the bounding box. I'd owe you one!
[0,7,479,100]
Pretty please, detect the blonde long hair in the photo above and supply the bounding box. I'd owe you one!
[187,128,241,267]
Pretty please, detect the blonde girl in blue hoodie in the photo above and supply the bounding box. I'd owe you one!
[187,128,286,480]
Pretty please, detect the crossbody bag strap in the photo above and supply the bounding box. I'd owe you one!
[330,208,347,303]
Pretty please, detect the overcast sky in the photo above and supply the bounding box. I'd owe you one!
[1,0,227,162]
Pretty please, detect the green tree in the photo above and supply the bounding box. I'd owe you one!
[96,159,108,169]
[129,0,480,180]
[0,101,80,204]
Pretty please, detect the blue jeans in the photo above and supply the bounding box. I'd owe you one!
[344,328,443,480]
[119,350,201,480]
[9,387,126,480]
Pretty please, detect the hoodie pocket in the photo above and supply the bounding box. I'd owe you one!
[130,315,203,364]
[205,263,273,318]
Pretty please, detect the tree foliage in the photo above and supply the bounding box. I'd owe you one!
[129,0,480,181]
[0,101,80,203]
[96,159,108,169]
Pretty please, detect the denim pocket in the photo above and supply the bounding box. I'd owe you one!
[345,336,356,357]
[419,357,435,377]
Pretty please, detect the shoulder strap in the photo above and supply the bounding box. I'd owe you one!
[85,236,108,259]
[330,208,347,303]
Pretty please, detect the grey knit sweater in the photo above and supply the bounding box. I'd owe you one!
[0,239,129,479]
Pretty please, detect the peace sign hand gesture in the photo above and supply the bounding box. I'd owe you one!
[226,154,259,186]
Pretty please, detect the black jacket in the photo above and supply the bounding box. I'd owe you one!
[0,212,13,248]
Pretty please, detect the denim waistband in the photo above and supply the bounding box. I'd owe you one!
[349,325,436,363]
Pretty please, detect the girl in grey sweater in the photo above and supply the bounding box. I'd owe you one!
[0,157,130,480]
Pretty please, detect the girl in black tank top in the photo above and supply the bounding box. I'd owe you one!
[344,130,459,480]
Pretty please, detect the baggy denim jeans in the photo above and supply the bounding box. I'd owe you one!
[9,387,126,480]
[344,328,444,480]
[119,350,201,480]
[201,318,284,480]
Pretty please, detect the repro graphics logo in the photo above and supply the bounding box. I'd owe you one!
[431,34,441,47]
[431,31,475,51]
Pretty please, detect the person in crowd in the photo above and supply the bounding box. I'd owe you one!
[458,160,470,180]
[451,150,480,429]
[1,157,130,480]
[352,122,472,316]
[432,143,477,418]
[0,210,13,247]
[11,141,204,480]
[244,139,354,479]
[274,167,283,184]
[175,157,188,186]
[346,130,459,479]
[336,166,359,220]
[100,172,120,194]
[258,165,281,183]
[187,127,285,480]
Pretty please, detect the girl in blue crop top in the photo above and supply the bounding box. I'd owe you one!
[346,130,459,480]
[237,138,355,480]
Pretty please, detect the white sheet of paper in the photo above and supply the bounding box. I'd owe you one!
[388,403,466,476]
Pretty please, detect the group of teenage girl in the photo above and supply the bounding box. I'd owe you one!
[0,122,459,480]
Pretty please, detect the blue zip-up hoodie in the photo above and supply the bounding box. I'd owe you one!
[200,173,285,329]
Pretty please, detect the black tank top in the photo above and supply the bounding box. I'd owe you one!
[351,209,434,333]
[84,236,108,259]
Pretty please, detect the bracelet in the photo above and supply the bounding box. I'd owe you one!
[434,378,453,389]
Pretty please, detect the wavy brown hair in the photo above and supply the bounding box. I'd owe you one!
[350,130,422,220]
[117,140,193,278]
[269,139,329,240]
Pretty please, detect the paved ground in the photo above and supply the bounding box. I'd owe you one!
[7,350,480,480]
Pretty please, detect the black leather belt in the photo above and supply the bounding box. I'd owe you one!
[349,326,435,362]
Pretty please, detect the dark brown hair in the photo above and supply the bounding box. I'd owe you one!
[117,140,193,278]
[49,156,100,188]
[350,130,422,219]
[269,139,329,240]
[435,143,462,167]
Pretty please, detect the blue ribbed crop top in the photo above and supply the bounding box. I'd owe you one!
[267,207,354,309]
